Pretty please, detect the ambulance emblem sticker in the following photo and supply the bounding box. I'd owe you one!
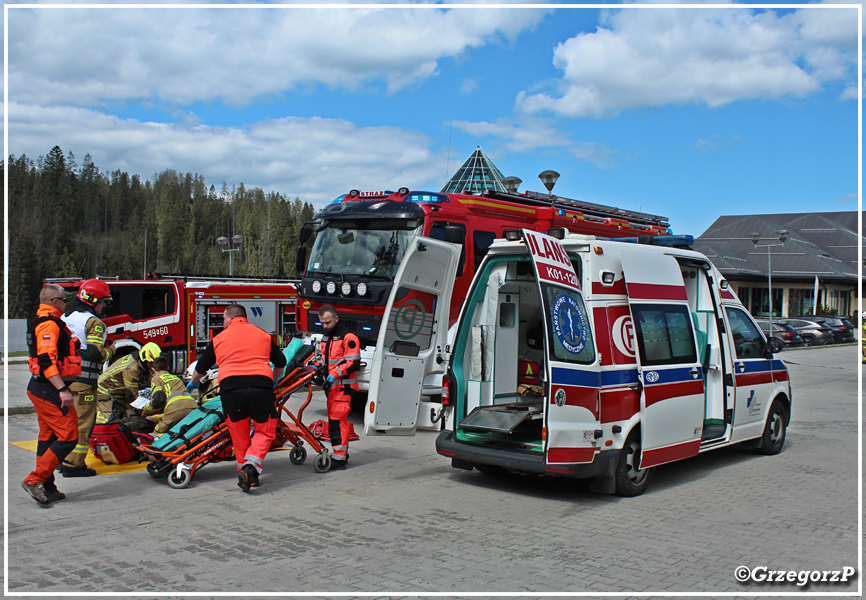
[551,294,587,355]
[645,371,660,383]
[554,388,567,407]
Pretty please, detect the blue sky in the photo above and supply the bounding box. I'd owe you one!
[5,2,861,237]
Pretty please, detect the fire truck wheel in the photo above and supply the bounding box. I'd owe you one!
[614,429,653,497]
[349,392,368,413]
[756,399,787,456]
[289,444,307,465]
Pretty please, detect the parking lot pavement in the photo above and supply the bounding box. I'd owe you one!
[4,346,861,596]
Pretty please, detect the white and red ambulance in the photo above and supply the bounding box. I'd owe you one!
[364,229,792,496]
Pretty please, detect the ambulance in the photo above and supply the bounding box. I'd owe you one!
[364,229,792,496]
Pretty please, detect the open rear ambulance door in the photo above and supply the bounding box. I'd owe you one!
[620,250,705,469]
[522,230,601,468]
[364,236,460,436]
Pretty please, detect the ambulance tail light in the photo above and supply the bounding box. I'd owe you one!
[542,426,547,441]
[441,373,452,406]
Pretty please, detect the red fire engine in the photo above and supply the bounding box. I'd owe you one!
[294,186,671,394]
[48,274,299,374]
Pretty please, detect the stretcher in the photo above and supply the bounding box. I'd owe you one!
[272,344,333,473]
[137,342,330,488]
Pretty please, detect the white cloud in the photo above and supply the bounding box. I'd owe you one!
[7,5,549,107]
[452,117,618,168]
[8,103,445,207]
[516,6,859,118]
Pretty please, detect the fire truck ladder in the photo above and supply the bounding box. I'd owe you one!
[483,189,670,232]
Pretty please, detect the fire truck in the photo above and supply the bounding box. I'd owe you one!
[48,274,299,374]
[294,186,671,398]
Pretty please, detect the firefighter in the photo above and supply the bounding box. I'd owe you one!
[95,342,161,426]
[59,279,115,477]
[188,304,287,492]
[22,285,82,506]
[142,356,197,435]
[312,304,360,470]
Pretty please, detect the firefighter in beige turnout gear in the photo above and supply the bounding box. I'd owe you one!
[96,342,160,425]
[142,356,197,434]
[59,280,115,478]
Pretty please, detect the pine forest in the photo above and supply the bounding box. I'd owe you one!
[6,145,316,319]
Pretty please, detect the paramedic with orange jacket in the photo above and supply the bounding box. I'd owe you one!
[312,304,360,470]
[22,285,82,506]
[189,304,286,492]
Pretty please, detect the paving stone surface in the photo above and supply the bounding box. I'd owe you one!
[3,346,860,597]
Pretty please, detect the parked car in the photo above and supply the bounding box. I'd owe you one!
[789,316,856,344]
[776,318,835,347]
[756,320,805,352]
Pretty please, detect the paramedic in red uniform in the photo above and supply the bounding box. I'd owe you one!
[22,285,81,506]
[312,304,360,470]
[188,304,286,492]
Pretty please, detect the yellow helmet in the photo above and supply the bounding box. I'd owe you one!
[139,342,161,363]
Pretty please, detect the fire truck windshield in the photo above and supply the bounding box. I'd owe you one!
[307,219,422,278]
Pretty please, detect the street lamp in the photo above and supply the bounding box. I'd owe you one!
[502,176,522,193]
[217,234,243,276]
[538,170,560,203]
[749,230,788,320]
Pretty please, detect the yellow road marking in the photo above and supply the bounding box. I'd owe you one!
[10,440,146,475]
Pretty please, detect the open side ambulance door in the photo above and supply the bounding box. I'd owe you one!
[620,250,705,469]
[364,236,460,436]
[522,230,601,467]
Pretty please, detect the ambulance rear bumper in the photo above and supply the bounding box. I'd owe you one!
[435,430,617,479]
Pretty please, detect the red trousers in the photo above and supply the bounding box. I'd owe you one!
[221,386,277,474]
[327,387,352,461]
[24,380,78,485]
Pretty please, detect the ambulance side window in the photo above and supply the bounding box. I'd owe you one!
[631,304,697,366]
[725,307,765,359]
[542,284,595,365]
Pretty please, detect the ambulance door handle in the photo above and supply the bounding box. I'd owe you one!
[689,367,700,379]
[736,362,745,373]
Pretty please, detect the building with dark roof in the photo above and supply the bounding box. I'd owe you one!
[692,212,861,319]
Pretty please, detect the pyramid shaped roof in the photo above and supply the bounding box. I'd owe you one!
[441,146,507,194]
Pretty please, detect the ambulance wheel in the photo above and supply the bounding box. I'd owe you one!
[314,452,331,473]
[290,444,307,465]
[756,399,787,455]
[146,463,166,480]
[614,429,653,497]
[167,469,192,489]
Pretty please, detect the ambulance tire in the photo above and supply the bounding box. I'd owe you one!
[614,429,653,497]
[756,398,787,456]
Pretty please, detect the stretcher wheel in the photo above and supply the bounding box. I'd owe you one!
[314,451,331,473]
[147,462,166,480]
[168,469,192,489]
[289,444,307,465]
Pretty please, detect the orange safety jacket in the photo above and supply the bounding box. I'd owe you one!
[27,304,81,381]
[315,322,361,388]
[213,317,275,383]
